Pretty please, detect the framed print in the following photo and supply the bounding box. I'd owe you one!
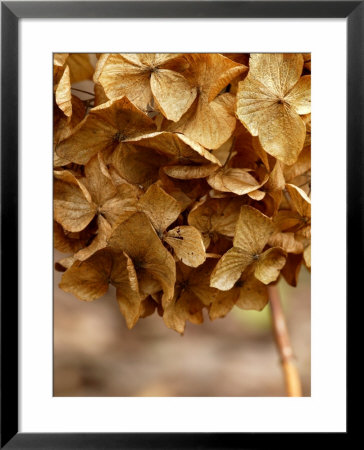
[1,1,357,448]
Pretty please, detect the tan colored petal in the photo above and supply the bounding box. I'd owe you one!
[273,209,302,232]
[186,259,220,305]
[208,168,268,196]
[236,76,277,136]
[74,215,111,261]
[286,183,311,218]
[233,205,274,254]
[55,65,72,117]
[151,69,197,121]
[139,297,157,318]
[157,169,194,210]
[281,253,303,287]
[188,197,245,239]
[182,53,247,101]
[113,252,142,329]
[137,182,182,234]
[210,247,252,291]
[137,270,162,300]
[285,75,311,114]
[167,93,237,149]
[109,212,176,306]
[112,142,168,186]
[163,163,219,180]
[209,289,239,320]
[55,255,75,272]
[265,160,285,192]
[268,232,304,254]
[248,190,266,201]
[284,146,310,182]
[54,53,69,68]
[94,82,109,107]
[54,221,90,254]
[235,273,268,310]
[163,291,204,334]
[54,171,96,232]
[126,131,221,165]
[98,54,152,111]
[254,247,286,285]
[248,53,304,97]
[257,102,306,165]
[59,250,112,301]
[304,244,311,269]
[252,136,270,170]
[67,53,94,83]
[165,226,206,267]
[83,154,117,205]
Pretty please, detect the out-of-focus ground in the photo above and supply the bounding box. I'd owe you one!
[54,251,310,397]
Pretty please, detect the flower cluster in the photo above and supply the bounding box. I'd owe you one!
[54,53,311,333]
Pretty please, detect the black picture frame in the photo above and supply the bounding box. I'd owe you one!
[1,1,357,448]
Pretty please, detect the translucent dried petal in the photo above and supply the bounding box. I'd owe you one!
[188,197,245,240]
[165,226,206,267]
[97,53,152,111]
[208,167,268,196]
[268,231,304,254]
[235,273,268,311]
[167,93,237,149]
[304,244,311,269]
[286,183,311,218]
[54,170,96,232]
[265,160,285,192]
[163,164,219,180]
[54,221,90,254]
[59,250,112,301]
[284,146,311,182]
[112,142,168,186]
[163,291,204,334]
[151,69,197,121]
[210,247,252,291]
[281,253,303,287]
[256,102,306,166]
[182,54,247,102]
[126,131,221,166]
[74,215,111,261]
[55,65,72,118]
[233,205,274,255]
[67,53,94,83]
[139,297,158,318]
[254,247,287,285]
[137,182,182,234]
[285,75,311,115]
[248,53,304,97]
[209,289,239,320]
[113,252,141,329]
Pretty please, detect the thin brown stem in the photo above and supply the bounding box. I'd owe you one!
[268,284,302,397]
[71,87,95,96]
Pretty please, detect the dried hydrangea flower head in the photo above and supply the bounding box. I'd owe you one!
[54,52,311,335]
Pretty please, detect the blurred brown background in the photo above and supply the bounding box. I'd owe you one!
[54,250,310,397]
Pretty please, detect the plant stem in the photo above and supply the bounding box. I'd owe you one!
[268,284,302,397]
[71,87,95,96]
